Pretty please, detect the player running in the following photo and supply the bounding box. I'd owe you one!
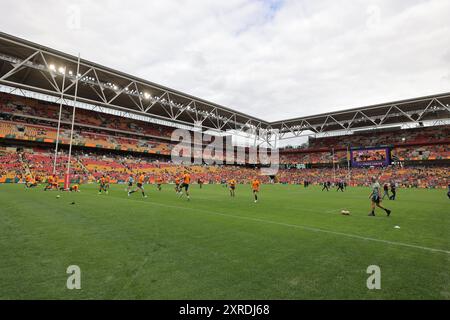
[229,179,236,197]
[156,176,163,191]
[174,176,181,193]
[128,173,147,198]
[179,171,191,200]
[368,176,391,217]
[389,182,397,200]
[251,177,260,203]
[382,183,390,199]
[321,181,329,191]
[98,175,108,194]
[104,175,111,193]
[126,174,134,192]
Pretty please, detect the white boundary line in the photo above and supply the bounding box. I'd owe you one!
[110,195,450,255]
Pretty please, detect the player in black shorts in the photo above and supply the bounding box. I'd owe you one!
[174,177,181,194]
[368,176,391,217]
[389,182,397,200]
[382,183,390,199]
[126,175,134,192]
[178,172,191,200]
[128,173,147,198]
[336,181,344,192]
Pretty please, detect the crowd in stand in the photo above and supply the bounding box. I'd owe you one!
[1,92,449,165]
[0,92,449,188]
[283,126,450,150]
[279,150,348,164]
[0,92,173,138]
[1,147,448,188]
[0,119,174,155]
[0,152,22,180]
[2,118,448,165]
[391,144,450,161]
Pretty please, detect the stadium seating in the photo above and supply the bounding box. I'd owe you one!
[303,126,450,149]
[0,92,173,138]
[1,146,448,188]
[391,144,450,161]
[0,92,449,188]
[0,151,22,182]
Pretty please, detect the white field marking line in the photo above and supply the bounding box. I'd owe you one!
[107,194,450,255]
[113,255,150,299]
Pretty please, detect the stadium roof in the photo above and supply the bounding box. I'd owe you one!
[272,92,450,138]
[0,31,449,140]
[0,32,268,133]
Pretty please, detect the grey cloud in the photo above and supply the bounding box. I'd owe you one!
[0,0,449,121]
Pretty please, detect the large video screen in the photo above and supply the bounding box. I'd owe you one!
[351,147,390,167]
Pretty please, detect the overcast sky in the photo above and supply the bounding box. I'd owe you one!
[1,0,449,121]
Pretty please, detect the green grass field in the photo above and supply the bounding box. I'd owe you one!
[0,183,449,300]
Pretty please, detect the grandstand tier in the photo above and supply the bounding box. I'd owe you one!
[0,91,449,188]
[0,144,448,188]
[2,92,449,165]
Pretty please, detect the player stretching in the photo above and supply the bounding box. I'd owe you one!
[26,173,37,188]
[251,177,260,203]
[229,179,236,197]
[179,172,191,200]
[44,174,57,191]
[368,176,391,217]
[128,173,147,198]
[29,177,37,188]
[25,173,32,188]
